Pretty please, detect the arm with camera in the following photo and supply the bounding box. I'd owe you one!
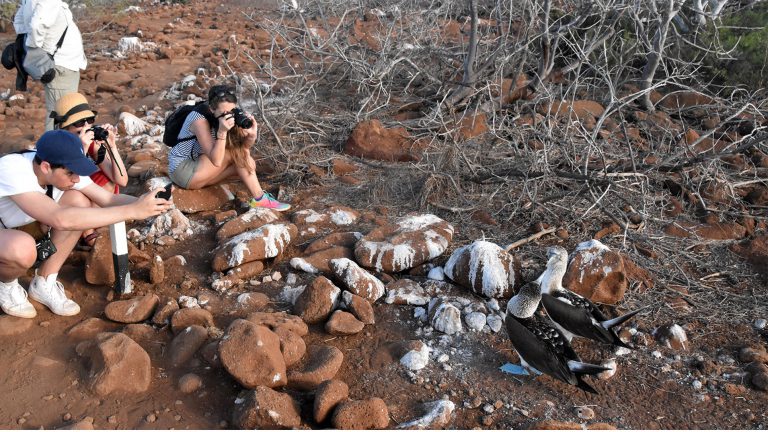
[92,124,128,187]
[11,186,172,232]
[192,114,233,168]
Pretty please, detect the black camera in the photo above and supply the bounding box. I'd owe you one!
[88,125,109,142]
[230,108,254,129]
[34,231,57,267]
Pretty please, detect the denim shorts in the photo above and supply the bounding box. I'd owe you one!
[168,158,199,189]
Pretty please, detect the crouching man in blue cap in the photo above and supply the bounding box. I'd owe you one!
[0,130,172,318]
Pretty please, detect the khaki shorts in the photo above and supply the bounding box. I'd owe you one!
[169,158,199,189]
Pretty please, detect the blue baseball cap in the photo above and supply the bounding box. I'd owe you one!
[35,130,98,176]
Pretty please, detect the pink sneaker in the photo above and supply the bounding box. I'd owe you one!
[248,192,291,212]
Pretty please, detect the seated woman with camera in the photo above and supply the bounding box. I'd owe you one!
[167,84,290,211]
[51,93,128,247]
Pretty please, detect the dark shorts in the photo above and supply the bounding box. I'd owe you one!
[169,158,199,189]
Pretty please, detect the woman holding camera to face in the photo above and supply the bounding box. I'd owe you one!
[167,84,290,211]
[51,92,128,247]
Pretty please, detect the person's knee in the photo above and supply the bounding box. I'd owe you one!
[0,234,36,269]
[59,189,92,208]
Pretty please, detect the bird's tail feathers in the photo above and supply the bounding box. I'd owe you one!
[576,377,600,394]
[567,360,611,375]
[601,305,648,330]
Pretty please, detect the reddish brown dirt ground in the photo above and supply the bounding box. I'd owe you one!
[0,1,766,430]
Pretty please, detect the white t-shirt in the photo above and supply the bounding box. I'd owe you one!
[13,0,87,72]
[0,152,92,228]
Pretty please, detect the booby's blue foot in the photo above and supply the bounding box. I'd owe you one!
[500,363,531,376]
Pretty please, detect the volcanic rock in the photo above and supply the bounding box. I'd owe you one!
[329,258,385,302]
[354,214,453,273]
[84,332,151,396]
[562,239,627,304]
[444,240,521,298]
[168,325,208,367]
[246,311,309,336]
[290,246,354,274]
[314,379,349,424]
[232,386,301,429]
[345,119,426,162]
[384,279,429,305]
[171,307,215,333]
[216,208,282,241]
[104,294,160,324]
[212,223,298,272]
[293,276,341,324]
[325,310,365,335]
[304,231,363,254]
[340,291,375,324]
[274,326,306,367]
[287,345,344,391]
[332,398,390,429]
[219,319,287,389]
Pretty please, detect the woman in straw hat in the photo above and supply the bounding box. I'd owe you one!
[51,92,127,248]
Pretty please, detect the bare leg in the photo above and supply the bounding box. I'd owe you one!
[186,152,265,198]
[38,190,90,278]
[0,230,36,282]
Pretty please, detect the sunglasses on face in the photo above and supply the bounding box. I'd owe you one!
[71,117,96,128]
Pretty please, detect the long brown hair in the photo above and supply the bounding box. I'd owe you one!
[226,127,254,172]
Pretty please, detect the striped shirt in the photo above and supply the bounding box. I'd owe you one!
[168,110,216,174]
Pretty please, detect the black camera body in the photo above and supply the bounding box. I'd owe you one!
[88,125,110,142]
[231,108,254,129]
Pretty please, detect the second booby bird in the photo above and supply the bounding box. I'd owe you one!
[504,280,609,394]
[539,246,646,348]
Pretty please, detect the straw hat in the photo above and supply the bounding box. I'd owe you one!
[51,93,97,128]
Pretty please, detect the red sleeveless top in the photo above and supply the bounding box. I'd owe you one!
[87,141,119,194]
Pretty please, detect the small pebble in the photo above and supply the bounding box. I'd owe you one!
[62,413,71,421]
[39,321,50,328]
[692,380,703,390]
[174,415,182,421]
[285,273,298,285]
[754,319,767,330]
[146,413,156,423]
[575,406,595,420]
[108,415,118,424]
[481,415,494,426]
[482,404,495,414]
[17,418,25,425]
[271,271,282,281]
[262,276,273,283]
[43,394,54,401]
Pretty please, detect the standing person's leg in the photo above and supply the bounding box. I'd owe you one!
[29,189,88,316]
[0,230,37,318]
[43,66,80,131]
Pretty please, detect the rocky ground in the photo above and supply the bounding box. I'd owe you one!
[0,0,767,430]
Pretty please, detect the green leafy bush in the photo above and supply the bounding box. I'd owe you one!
[713,4,768,89]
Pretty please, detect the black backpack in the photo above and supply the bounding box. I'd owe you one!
[162,101,218,147]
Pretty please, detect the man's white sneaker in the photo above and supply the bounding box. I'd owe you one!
[0,279,37,318]
[29,275,80,316]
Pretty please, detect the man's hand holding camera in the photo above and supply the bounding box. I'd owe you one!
[132,186,174,220]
